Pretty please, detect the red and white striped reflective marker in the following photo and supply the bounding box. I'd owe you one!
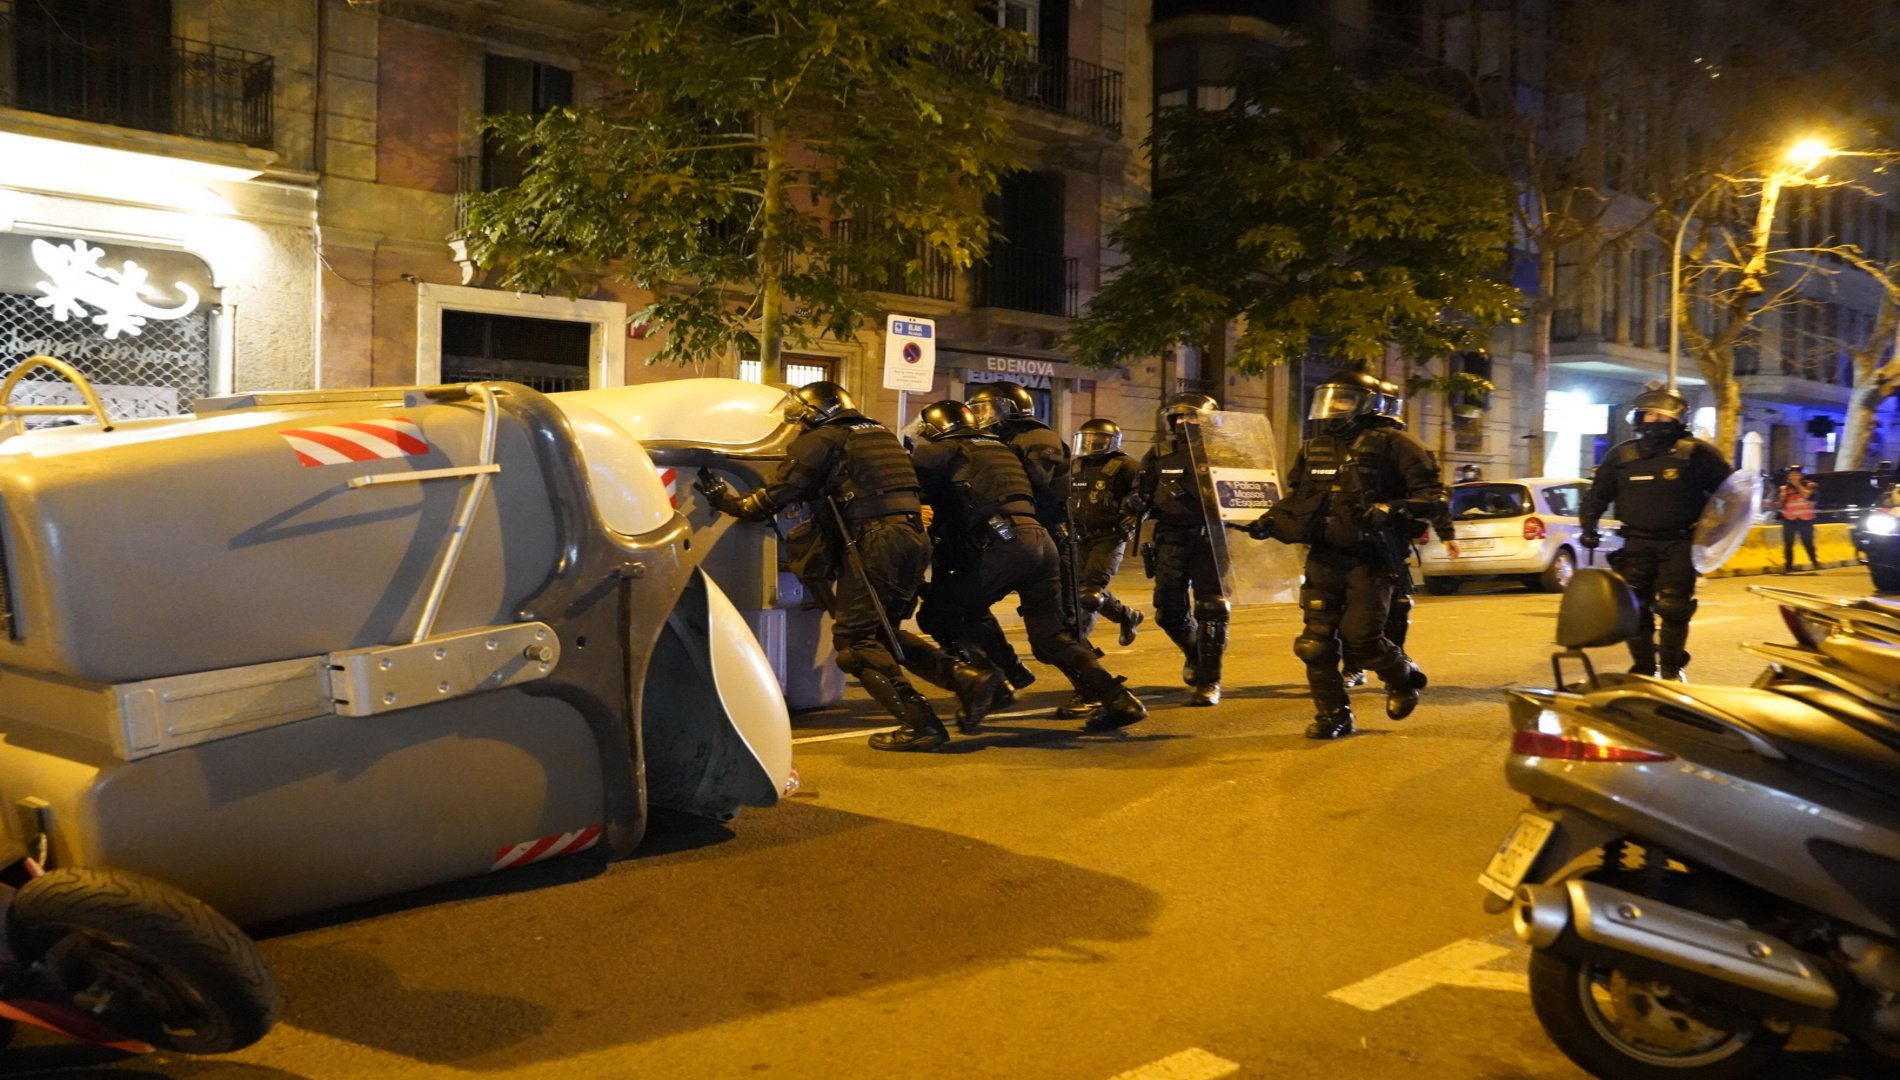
[281,418,429,467]
[490,826,602,872]
[660,467,679,507]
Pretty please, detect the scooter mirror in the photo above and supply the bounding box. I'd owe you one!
[1556,568,1642,649]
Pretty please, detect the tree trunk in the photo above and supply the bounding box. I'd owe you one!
[1527,246,1556,475]
[756,122,788,371]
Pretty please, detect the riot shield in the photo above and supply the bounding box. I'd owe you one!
[1180,410,1302,606]
[1691,469,1763,575]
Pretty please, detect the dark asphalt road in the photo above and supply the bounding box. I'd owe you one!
[4,566,1886,1079]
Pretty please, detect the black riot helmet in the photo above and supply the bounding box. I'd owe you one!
[1072,418,1123,457]
[967,381,1035,430]
[775,381,860,428]
[1626,387,1690,439]
[916,399,976,441]
[1159,392,1220,438]
[1308,371,1383,433]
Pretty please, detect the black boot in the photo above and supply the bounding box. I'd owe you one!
[951,662,1006,735]
[1342,669,1367,689]
[1189,619,1226,707]
[1004,660,1037,691]
[1306,707,1355,740]
[1382,663,1427,720]
[860,671,949,752]
[1117,607,1145,648]
[1084,688,1148,731]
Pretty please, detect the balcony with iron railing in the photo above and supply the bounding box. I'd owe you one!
[974,241,1078,317]
[1000,51,1122,133]
[829,219,956,301]
[0,6,274,149]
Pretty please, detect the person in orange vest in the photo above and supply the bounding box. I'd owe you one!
[1777,465,1820,573]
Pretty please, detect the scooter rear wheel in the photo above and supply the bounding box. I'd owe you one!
[6,867,278,1054]
[1528,950,1790,1079]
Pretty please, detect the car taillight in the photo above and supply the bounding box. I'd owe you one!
[1511,729,1675,763]
[1523,516,1546,540]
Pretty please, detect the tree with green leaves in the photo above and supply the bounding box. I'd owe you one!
[1069,44,1520,376]
[458,0,1019,368]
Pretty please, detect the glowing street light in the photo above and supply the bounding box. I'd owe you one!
[1668,139,1835,391]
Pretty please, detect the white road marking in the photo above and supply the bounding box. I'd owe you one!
[1325,938,1528,1011]
[793,727,896,744]
[790,706,1069,743]
[1109,1047,1241,1080]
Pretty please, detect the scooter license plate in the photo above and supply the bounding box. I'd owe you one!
[1478,811,1558,900]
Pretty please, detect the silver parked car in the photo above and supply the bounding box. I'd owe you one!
[1419,478,1621,594]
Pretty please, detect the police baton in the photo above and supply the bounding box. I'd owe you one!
[823,495,906,665]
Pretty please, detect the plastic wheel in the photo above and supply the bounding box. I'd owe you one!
[6,868,279,1053]
[1539,547,1579,593]
[1527,950,1788,1079]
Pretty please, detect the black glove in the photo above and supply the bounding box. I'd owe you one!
[1244,513,1273,541]
[1579,529,1600,550]
[1117,515,1140,539]
[695,468,743,516]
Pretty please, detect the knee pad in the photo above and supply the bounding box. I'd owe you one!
[834,646,869,677]
[1389,594,1414,618]
[1654,589,1697,623]
[1077,586,1107,614]
[1293,633,1339,666]
[1193,597,1231,624]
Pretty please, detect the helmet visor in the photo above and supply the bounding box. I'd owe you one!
[1309,384,1368,421]
[968,398,1005,430]
[1073,430,1119,456]
[769,390,816,426]
[1627,407,1683,428]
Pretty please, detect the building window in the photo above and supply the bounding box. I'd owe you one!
[739,353,835,387]
[482,54,574,191]
[441,312,592,393]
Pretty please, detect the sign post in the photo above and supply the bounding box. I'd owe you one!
[882,315,936,429]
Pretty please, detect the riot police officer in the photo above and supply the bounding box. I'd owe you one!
[1342,380,1423,689]
[696,382,987,753]
[1128,392,1229,707]
[966,381,1074,697]
[1067,419,1145,647]
[1578,387,1733,680]
[1254,373,1454,740]
[911,400,1148,734]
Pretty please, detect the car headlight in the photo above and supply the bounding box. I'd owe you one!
[1866,513,1899,536]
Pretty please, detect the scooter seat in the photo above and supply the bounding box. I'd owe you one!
[1646,681,1900,799]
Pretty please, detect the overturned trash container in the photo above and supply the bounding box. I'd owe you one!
[558,379,846,710]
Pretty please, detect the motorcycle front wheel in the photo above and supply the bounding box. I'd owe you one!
[6,867,279,1053]
[1528,951,1789,1079]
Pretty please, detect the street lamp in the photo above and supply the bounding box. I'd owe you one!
[1667,139,1835,391]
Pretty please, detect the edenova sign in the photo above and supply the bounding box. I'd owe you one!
[882,315,936,392]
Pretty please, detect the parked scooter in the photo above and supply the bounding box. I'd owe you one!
[1479,569,1900,1078]
[0,858,277,1056]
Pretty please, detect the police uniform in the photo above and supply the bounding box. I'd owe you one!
[700,384,969,752]
[967,383,1077,696]
[1274,374,1450,739]
[1579,400,1733,678]
[1067,439,1144,645]
[911,402,1147,733]
[1132,432,1228,705]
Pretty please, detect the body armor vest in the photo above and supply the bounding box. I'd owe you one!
[949,434,1037,521]
[832,420,922,519]
[999,420,1069,527]
[1070,453,1133,533]
[1146,442,1205,527]
[1607,437,1707,535]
